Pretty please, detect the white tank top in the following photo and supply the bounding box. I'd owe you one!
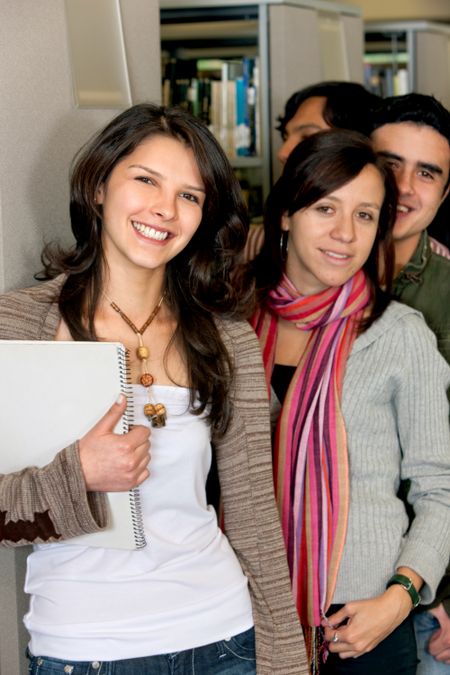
[24,385,253,661]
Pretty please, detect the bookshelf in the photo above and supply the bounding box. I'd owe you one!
[364,21,450,109]
[160,0,363,216]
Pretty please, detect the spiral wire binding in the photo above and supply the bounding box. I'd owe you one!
[118,345,147,549]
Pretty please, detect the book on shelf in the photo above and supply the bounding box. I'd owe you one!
[244,56,260,157]
[235,75,249,156]
[219,61,233,156]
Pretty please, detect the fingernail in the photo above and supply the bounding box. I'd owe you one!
[116,393,125,405]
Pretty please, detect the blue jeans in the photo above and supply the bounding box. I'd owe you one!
[414,611,450,674]
[27,627,256,675]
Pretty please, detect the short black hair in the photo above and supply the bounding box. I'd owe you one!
[370,93,450,193]
[277,80,381,138]
[369,93,450,145]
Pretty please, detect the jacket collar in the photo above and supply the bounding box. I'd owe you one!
[393,231,430,290]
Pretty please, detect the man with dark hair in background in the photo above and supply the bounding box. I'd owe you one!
[370,92,450,675]
[276,80,380,163]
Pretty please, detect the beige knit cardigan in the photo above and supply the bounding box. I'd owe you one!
[0,276,308,674]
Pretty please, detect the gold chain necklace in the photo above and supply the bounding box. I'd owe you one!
[104,292,167,428]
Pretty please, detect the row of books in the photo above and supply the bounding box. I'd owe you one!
[161,57,261,159]
[364,63,409,97]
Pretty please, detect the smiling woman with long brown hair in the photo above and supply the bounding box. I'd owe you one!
[0,103,307,675]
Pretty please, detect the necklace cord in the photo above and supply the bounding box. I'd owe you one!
[102,291,167,428]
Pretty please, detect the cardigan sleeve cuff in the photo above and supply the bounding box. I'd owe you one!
[37,442,109,539]
[0,442,109,546]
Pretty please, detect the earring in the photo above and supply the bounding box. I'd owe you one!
[280,231,289,261]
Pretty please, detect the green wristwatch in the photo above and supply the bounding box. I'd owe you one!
[386,573,421,608]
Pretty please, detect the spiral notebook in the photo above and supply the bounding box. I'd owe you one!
[0,340,146,550]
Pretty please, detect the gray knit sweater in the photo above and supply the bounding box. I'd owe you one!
[333,301,450,606]
[0,276,308,675]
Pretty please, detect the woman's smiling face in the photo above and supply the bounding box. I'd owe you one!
[97,134,206,276]
[281,164,385,295]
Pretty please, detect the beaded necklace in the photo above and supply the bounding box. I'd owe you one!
[104,293,167,427]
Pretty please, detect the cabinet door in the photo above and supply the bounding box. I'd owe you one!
[416,31,450,110]
[342,14,364,83]
[269,4,322,181]
[269,5,363,182]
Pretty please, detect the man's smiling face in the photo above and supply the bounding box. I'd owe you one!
[371,121,450,250]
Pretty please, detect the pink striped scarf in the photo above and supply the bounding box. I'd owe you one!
[251,270,371,629]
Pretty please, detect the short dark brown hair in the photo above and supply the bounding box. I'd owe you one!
[277,81,381,139]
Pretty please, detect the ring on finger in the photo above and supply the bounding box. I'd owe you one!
[331,632,339,643]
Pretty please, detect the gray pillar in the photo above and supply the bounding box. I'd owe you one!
[0,548,29,674]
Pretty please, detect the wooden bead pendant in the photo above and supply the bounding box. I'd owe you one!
[136,340,154,387]
[140,373,154,387]
[144,402,167,428]
[106,292,167,428]
[137,345,149,360]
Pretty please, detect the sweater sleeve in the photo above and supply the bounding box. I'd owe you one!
[394,314,450,603]
[213,319,308,675]
[0,442,109,547]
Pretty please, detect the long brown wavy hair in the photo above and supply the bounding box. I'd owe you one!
[39,103,251,436]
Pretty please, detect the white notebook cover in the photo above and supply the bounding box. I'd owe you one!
[0,340,146,550]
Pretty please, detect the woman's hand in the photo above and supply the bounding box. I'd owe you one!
[322,585,413,659]
[78,394,151,492]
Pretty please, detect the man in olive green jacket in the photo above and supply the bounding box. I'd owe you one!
[391,228,450,366]
[371,93,450,674]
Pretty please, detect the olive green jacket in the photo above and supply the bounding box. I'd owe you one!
[393,231,450,368]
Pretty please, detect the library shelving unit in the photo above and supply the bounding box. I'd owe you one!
[160,0,363,216]
[364,21,450,109]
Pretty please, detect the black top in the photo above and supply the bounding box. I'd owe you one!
[271,363,296,404]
